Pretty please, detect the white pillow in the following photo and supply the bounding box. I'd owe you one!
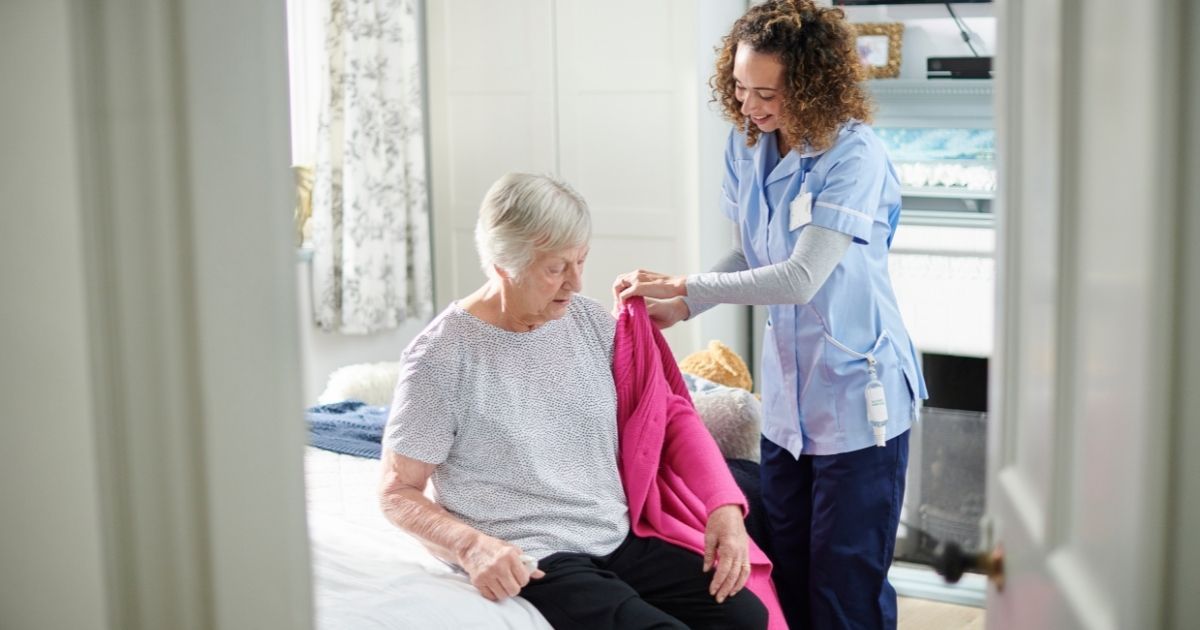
[692,388,762,463]
[318,361,402,407]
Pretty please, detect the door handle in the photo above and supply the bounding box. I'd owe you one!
[931,540,1005,591]
[902,520,1006,590]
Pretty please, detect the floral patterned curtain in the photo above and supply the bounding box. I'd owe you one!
[310,0,433,334]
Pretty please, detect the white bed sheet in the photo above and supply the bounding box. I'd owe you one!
[305,447,552,630]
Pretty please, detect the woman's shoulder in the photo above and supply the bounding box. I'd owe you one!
[399,304,471,366]
[567,294,617,346]
[568,294,614,325]
[832,121,885,154]
[725,126,756,161]
[811,121,888,170]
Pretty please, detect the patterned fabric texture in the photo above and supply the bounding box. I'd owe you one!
[311,0,433,333]
[383,296,631,560]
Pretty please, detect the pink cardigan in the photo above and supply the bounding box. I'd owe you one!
[613,298,788,630]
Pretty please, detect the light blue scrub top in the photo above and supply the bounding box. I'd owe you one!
[722,122,928,457]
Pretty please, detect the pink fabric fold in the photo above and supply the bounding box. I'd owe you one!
[613,297,788,630]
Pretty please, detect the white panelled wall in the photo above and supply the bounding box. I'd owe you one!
[426,0,750,359]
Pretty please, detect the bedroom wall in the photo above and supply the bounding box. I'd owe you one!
[0,2,111,628]
[694,0,754,366]
[296,257,426,404]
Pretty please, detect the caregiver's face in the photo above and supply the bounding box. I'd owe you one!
[732,43,785,134]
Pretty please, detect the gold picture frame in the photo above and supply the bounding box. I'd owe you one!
[853,22,904,79]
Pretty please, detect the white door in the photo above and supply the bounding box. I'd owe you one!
[985,0,1191,628]
[426,0,706,356]
[425,0,558,305]
[553,0,700,354]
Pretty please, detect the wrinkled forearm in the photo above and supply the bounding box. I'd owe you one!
[380,487,481,564]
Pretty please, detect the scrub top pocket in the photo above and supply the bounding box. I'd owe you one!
[821,331,899,432]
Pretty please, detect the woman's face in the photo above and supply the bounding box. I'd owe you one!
[504,244,589,325]
[732,43,785,134]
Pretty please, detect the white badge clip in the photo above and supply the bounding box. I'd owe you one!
[864,353,889,447]
[790,191,813,231]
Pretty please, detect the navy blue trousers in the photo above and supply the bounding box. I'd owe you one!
[760,431,909,630]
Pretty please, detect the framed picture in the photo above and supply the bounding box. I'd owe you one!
[853,22,904,79]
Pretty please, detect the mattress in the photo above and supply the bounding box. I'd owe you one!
[305,447,552,629]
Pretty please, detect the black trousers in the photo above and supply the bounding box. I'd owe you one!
[519,533,768,630]
[761,431,910,630]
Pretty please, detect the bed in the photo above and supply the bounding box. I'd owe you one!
[304,349,761,629]
[305,446,554,629]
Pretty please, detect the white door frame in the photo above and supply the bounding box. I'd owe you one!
[65,1,313,628]
[1165,2,1200,627]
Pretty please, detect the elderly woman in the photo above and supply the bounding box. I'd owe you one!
[379,173,770,630]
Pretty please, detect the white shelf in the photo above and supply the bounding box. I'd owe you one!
[866,79,994,129]
[902,186,994,200]
[868,78,993,97]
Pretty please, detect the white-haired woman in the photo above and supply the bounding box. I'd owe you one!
[379,173,769,630]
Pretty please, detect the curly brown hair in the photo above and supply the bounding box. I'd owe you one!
[712,0,873,152]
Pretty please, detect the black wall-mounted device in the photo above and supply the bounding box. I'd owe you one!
[927,56,993,79]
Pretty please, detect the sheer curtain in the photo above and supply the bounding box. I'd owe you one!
[292,0,433,334]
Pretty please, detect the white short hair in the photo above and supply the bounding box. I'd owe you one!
[475,173,591,279]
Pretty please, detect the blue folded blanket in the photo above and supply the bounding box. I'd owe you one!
[307,377,732,460]
[305,400,387,459]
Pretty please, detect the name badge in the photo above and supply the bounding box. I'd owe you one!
[789,191,813,231]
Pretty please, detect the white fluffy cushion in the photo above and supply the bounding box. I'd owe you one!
[318,361,402,407]
[692,388,762,463]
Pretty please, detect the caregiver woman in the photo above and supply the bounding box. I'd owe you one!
[612,1,927,629]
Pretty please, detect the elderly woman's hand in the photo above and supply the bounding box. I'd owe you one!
[612,269,687,304]
[703,504,752,603]
[457,532,545,601]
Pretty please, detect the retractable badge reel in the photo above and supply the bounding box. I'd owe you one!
[865,353,888,447]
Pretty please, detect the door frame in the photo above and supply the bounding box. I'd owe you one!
[69,1,313,628]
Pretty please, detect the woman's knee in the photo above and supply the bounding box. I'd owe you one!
[718,588,769,629]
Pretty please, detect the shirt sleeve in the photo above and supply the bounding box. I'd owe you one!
[662,407,749,517]
[685,224,851,306]
[382,337,457,465]
[682,221,749,319]
[811,134,887,245]
[721,129,745,222]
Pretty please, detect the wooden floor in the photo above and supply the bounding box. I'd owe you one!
[898,596,985,630]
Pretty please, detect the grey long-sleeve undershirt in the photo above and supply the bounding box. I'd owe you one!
[682,224,852,319]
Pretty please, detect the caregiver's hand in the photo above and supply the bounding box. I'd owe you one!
[612,269,687,304]
[703,504,752,604]
[646,298,690,330]
[458,532,544,601]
